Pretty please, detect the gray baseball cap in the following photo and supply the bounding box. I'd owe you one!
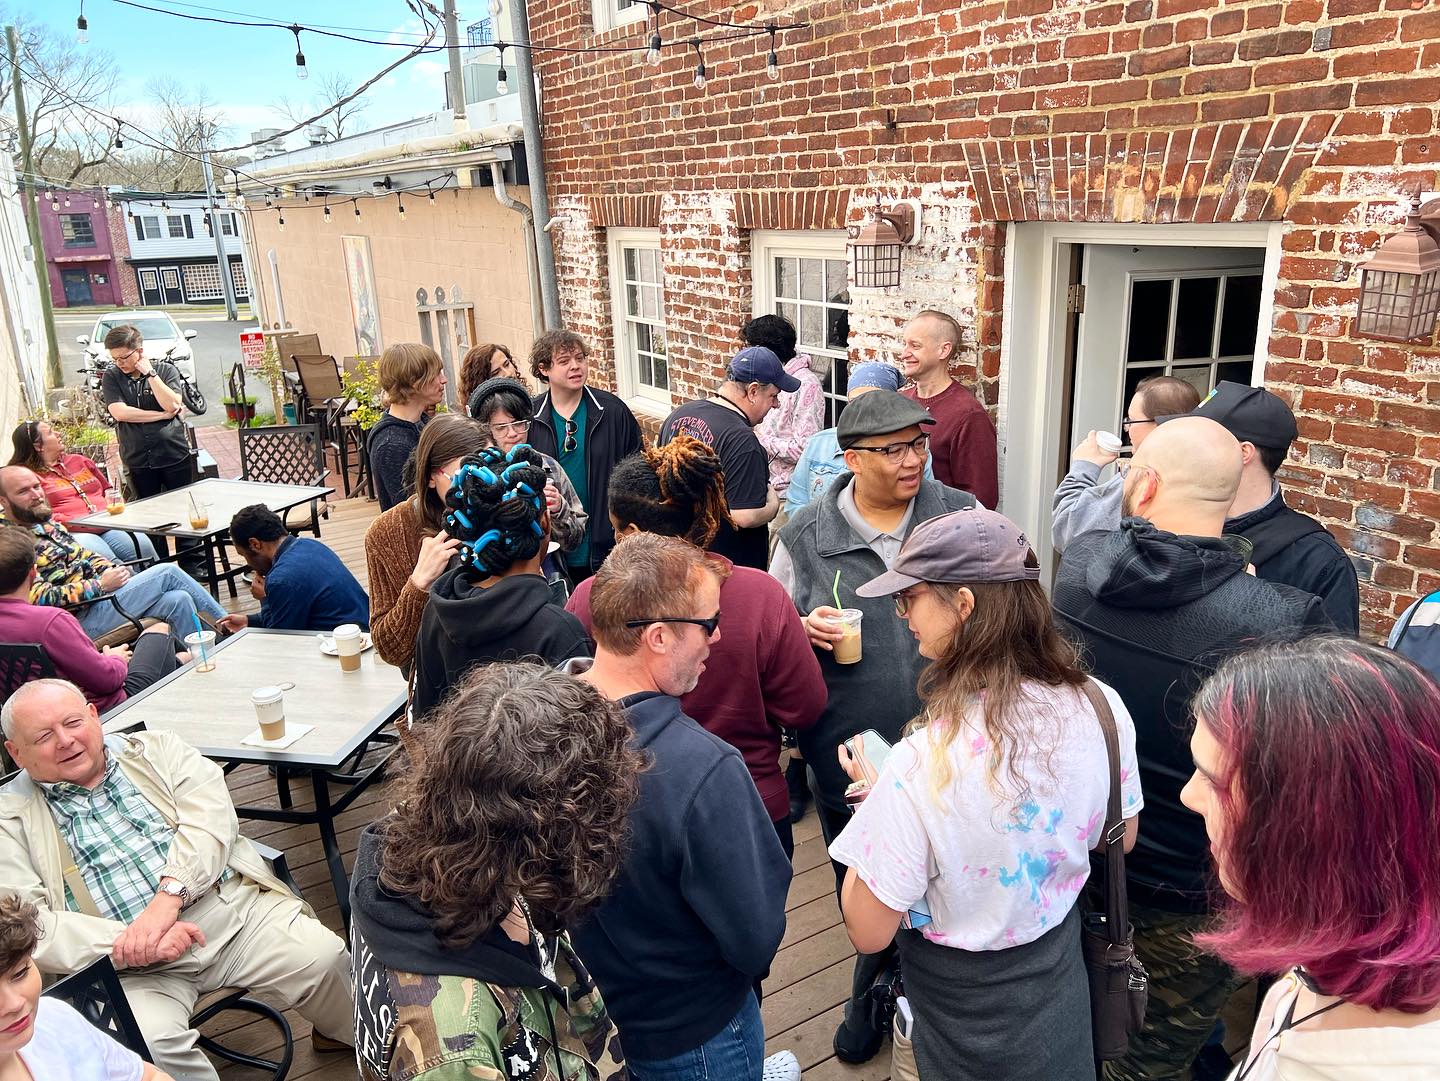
[836,390,935,449]
[855,508,1041,597]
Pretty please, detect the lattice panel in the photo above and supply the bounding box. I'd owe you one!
[238,425,324,485]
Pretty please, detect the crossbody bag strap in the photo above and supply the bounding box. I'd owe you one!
[39,805,104,918]
[1080,679,1129,946]
[1392,589,1440,652]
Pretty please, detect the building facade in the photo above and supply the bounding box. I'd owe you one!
[533,0,1440,637]
[33,187,128,308]
[113,191,250,307]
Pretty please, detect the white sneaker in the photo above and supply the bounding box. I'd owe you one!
[762,1050,801,1081]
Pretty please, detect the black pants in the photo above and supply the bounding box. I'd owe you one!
[122,631,179,696]
[127,459,193,498]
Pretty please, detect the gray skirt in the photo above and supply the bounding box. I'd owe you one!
[896,905,1093,1081]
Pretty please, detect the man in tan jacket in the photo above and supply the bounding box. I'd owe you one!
[0,679,354,1080]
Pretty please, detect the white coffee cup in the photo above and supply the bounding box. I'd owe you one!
[1096,431,1123,456]
[251,685,286,741]
[333,623,364,672]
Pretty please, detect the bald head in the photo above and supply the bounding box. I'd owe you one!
[1123,417,1242,535]
[2,679,107,789]
[1,678,87,740]
[0,465,31,499]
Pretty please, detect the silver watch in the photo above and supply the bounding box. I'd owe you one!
[159,880,188,904]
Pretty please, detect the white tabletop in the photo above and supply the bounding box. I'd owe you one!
[101,628,405,767]
[71,477,332,539]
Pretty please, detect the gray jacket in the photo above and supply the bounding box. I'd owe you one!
[1051,460,1124,554]
[776,474,976,811]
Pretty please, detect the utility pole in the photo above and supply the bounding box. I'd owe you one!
[442,0,467,125]
[199,143,239,320]
[510,0,562,329]
[7,26,61,389]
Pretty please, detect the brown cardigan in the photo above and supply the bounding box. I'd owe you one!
[364,499,429,670]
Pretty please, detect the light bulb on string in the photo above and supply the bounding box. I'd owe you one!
[277,212,286,232]
[427,187,436,204]
[64,194,71,207]
[766,26,780,81]
[291,26,308,80]
[203,214,212,236]
[496,46,509,95]
[354,201,361,219]
[76,14,88,45]
[113,125,123,149]
[323,204,331,223]
[397,195,405,221]
[691,40,706,91]
[646,32,663,66]
[91,197,99,210]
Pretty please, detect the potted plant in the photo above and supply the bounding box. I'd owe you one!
[52,416,115,467]
[255,340,296,424]
[222,395,258,425]
[340,358,384,431]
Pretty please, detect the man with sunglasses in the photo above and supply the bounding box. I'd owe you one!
[566,533,797,1081]
[100,325,190,499]
[769,390,977,1065]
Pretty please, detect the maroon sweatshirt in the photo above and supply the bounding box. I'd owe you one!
[0,595,129,711]
[568,556,825,821]
[902,381,999,510]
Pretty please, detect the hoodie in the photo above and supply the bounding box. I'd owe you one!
[1053,519,1330,911]
[350,825,625,1081]
[410,571,591,721]
[561,669,792,1062]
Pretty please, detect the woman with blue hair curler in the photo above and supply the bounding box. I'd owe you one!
[409,443,592,723]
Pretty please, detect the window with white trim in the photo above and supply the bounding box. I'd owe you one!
[607,229,670,410]
[752,232,852,427]
[139,215,161,240]
[591,0,646,33]
[220,213,236,237]
[166,214,186,238]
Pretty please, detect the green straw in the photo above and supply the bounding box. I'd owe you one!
[832,569,842,610]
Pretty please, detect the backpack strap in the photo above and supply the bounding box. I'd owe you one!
[1392,590,1440,653]
[1080,679,1129,947]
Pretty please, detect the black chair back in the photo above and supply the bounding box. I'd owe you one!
[238,424,326,487]
[0,644,55,707]
[45,957,153,1062]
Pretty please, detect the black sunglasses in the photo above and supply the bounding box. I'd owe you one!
[624,612,722,636]
[562,417,578,455]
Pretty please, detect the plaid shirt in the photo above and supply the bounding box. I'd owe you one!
[26,518,112,609]
[41,739,172,923]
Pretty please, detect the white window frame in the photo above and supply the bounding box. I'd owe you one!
[591,0,647,33]
[140,215,161,240]
[751,230,852,428]
[166,214,186,238]
[606,227,671,415]
[219,213,236,237]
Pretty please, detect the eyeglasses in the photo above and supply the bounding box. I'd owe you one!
[562,417,578,455]
[850,433,929,463]
[893,588,923,617]
[111,348,141,363]
[1121,416,1154,431]
[492,419,531,437]
[624,612,722,636]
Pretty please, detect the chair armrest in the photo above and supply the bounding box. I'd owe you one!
[249,840,303,897]
[63,593,144,638]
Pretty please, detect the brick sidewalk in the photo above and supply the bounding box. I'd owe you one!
[196,426,241,479]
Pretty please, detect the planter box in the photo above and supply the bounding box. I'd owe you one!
[225,402,257,425]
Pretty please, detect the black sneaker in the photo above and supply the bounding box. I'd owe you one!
[786,759,811,824]
[832,1011,883,1064]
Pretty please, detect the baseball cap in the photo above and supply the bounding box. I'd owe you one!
[1170,381,1298,450]
[847,362,903,393]
[856,508,1041,597]
[727,346,801,393]
[836,390,935,449]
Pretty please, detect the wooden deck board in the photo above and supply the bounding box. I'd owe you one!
[203,496,865,1080]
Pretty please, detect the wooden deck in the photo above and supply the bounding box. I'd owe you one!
[209,496,875,1081]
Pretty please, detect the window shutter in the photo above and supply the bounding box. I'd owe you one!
[134,216,144,241]
[184,216,194,239]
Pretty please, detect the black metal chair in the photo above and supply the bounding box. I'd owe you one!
[45,956,154,1062]
[236,424,330,538]
[0,644,55,774]
[63,593,156,650]
[292,355,358,497]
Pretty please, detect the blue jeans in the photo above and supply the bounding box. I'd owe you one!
[78,564,227,645]
[627,993,764,1081]
[74,530,159,564]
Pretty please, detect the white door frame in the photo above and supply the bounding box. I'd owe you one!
[998,220,1284,578]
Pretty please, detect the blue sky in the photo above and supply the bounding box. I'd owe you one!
[16,0,466,149]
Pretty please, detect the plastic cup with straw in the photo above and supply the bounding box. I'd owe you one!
[829,568,863,664]
[184,613,217,673]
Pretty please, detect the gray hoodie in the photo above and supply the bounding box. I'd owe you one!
[1051,460,1124,554]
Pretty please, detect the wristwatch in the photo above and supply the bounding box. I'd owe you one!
[158,880,188,905]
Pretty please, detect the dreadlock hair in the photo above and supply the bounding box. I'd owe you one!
[444,443,550,578]
[608,435,735,550]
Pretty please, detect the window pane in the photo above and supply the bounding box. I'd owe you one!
[625,283,640,317]
[777,301,797,329]
[826,259,848,303]
[1218,274,1262,357]
[1127,279,1173,363]
[635,323,652,353]
[1216,360,1252,386]
[776,257,798,299]
[826,306,850,352]
[1173,277,1219,360]
[167,215,185,238]
[1171,365,1212,399]
[652,326,667,356]
[800,258,823,302]
[652,356,669,390]
[799,305,823,347]
[640,284,660,321]
[623,247,638,280]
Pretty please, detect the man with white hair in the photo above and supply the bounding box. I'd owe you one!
[0,680,354,1079]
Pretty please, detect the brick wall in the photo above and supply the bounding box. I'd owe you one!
[105,202,141,307]
[535,0,1440,636]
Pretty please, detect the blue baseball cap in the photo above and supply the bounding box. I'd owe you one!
[847,362,903,393]
[727,346,801,393]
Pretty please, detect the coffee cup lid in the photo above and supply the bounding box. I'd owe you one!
[333,624,361,638]
[251,685,284,704]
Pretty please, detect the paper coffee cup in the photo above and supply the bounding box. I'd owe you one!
[333,624,363,672]
[183,630,216,673]
[830,608,864,665]
[252,685,286,741]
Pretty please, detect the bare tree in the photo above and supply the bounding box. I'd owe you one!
[140,76,230,190]
[271,70,370,142]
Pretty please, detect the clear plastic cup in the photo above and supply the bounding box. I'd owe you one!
[183,630,216,673]
[829,608,864,665]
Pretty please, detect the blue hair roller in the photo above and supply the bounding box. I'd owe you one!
[471,528,502,552]
[451,509,473,531]
[530,520,543,537]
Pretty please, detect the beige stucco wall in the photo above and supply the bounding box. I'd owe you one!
[245,183,537,384]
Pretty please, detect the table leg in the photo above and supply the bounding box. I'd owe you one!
[310,770,351,929]
[202,535,220,601]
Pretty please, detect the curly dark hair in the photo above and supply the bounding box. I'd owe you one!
[457,343,515,405]
[379,662,645,946]
[0,895,40,973]
[528,329,589,382]
[444,444,550,577]
[609,436,735,550]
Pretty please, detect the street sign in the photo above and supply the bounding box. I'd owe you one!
[240,330,265,370]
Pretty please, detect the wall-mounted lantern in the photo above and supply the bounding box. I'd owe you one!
[1354,194,1440,343]
[849,200,922,289]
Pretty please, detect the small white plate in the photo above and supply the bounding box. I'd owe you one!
[316,632,373,656]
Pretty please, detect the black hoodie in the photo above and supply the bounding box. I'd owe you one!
[410,570,591,720]
[563,678,791,1062]
[1053,519,1330,911]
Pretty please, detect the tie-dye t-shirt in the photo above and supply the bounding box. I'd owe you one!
[829,679,1144,951]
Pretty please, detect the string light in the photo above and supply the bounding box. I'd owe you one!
[277,211,286,231]
[76,5,89,45]
[495,44,508,95]
[396,194,405,221]
[291,25,308,80]
[323,204,331,222]
[91,197,99,210]
[646,2,663,66]
[63,194,71,207]
[766,25,779,81]
[113,124,123,149]
[353,201,361,219]
[691,39,705,90]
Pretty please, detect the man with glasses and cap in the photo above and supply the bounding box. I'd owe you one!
[770,389,977,1065]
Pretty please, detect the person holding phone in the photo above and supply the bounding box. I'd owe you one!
[831,508,1144,1081]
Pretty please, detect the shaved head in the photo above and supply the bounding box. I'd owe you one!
[1124,417,1243,535]
[0,465,31,498]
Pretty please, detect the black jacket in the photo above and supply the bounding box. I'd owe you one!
[1053,519,1330,912]
[1226,491,1359,634]
[529,386,643,572]
[410,571,591,720]
[565,681,791,1061]
[367,411,426,512]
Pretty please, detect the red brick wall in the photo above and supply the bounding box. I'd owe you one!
[106,202,141,307]
[535,0,1440,637]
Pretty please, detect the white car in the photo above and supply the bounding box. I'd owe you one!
[77,311,198,382]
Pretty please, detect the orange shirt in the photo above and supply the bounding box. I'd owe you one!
[37,453,108,525]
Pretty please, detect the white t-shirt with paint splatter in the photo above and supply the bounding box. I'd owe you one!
[829,679,1144,952]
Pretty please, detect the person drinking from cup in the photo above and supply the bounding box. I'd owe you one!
[769,389,976,1065]
[220,505,369,634]
[830,509,1143,1081]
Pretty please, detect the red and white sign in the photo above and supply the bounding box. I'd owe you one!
[240,331,265,370]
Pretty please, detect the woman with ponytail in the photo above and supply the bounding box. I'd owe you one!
[566,435,825,859]
[410,443,591,721]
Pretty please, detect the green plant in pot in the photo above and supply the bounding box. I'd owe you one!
[221,395,259,425]
[341,358,383,431]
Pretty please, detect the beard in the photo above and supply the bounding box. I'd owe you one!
[8,501,52,526]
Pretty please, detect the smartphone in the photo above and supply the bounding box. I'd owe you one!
[842,729,893,808]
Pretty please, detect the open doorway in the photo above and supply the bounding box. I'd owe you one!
[999,222,1282,578]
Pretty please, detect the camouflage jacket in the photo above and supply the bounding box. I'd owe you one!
[354,929,627,1081]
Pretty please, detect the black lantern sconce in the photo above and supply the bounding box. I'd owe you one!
[1354,193,1440,343]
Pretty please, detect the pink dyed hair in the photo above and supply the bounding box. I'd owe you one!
[1192,636,1440,1012]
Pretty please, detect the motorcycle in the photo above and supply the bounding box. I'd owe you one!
[76,348,207,420]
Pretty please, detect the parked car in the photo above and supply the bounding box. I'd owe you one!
[77,311,198,382]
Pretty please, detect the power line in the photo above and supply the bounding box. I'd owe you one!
[109,0,448,50]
